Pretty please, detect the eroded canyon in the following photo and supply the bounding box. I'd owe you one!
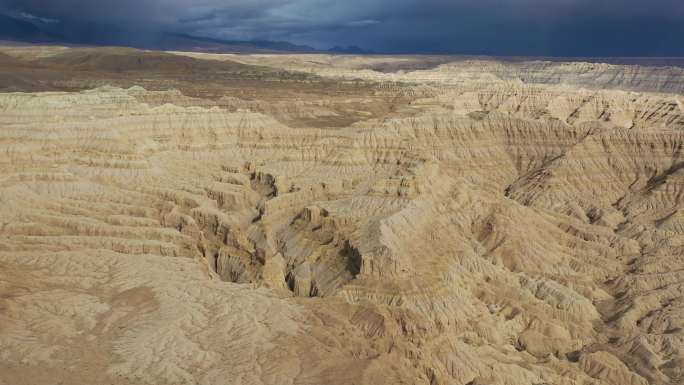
[1,46,683,385]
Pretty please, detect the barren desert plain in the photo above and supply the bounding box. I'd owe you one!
[0,46,684,385]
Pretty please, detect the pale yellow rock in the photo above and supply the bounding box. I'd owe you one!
[0,47,682,385]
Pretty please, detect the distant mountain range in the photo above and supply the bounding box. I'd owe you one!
[0,12,373,54]
[327,46,376,54]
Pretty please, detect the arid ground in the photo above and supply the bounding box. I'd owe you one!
[1,46,684,385]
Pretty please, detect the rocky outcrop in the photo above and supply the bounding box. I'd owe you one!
[1,49,683,385]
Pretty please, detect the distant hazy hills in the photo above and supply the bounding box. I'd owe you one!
[0,12,369,54]
[157,34,320,53]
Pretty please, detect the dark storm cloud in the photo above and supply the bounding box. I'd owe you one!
[1,0,683,55]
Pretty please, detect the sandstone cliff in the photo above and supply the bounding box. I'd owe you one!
[0,48,683,385]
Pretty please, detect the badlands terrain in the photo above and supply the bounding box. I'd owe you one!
[1,46,684,385]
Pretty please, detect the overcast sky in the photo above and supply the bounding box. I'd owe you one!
[1,0,684,55]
